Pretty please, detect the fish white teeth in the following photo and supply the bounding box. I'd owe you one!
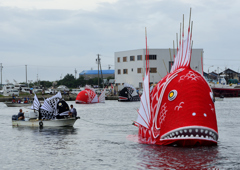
[170,134,172,137]
[190,135,193,137]
[206,136,208,139]
[176,132,179,135]
[201,135,204,138]
[209,132,212,135]
[195,129,198,132]
[181,135,184,138]
[205,130,208,134]
[178,136,180,138]
[201,129,204,133]
[172,133,175,136]
[186,135,188,138]
[196,135,199,137]
[189,129,192,133]
[180,130,183,133]
[184,130,187,133]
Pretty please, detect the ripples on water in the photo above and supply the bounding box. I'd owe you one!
[0,99,239,169]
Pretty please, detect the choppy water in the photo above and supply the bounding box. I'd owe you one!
[0,98,240,169]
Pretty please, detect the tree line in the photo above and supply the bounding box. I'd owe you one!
[26,74,114,89]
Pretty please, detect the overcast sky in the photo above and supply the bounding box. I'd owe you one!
[1,0,240,83]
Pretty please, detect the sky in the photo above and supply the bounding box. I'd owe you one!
[0,0,240,84]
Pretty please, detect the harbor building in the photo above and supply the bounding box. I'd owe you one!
[79,70,115,80]
[115,48,203,88]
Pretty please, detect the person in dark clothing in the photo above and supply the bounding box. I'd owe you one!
[18,109,24,120]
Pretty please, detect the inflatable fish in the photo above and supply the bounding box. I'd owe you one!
[135,13,218,146]
[75,85,105,104]
[118,83,140,102]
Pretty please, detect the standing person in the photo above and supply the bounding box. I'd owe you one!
[18,109,25,120]
[68,104,77,118]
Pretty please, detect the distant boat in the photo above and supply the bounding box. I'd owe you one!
[5,102,32,107]
[211,84,240,97]
[118,83,140,102]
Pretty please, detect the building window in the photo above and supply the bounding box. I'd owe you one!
[137,68,142,73]
[150,67,157,73]
[131,68,133,72]
[123,56,127,62]
[130,56,135,61]
[139,82,142,88]
[123,69,128,74]
[169,61,174,72]
[145,55,157,60]
[137,55,142,60]
[118,69,121,74]
[117,57,120,62]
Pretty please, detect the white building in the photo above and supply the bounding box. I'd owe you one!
[115,48,203,88]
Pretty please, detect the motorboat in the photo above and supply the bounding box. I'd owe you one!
[5,102,32,107]
[12,92,79,127]
[57,85,70,92]
[12,117,78,127]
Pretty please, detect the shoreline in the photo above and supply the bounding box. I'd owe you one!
[0,94,119,102]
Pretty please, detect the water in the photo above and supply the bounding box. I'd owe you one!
[0,99,240,169]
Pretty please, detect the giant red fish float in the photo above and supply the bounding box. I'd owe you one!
[75,85,105,104]
[135,10,218,146]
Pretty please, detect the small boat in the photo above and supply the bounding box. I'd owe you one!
[4,102,32,107]
[118,83,140,102]
[12,117,78,127]
[12,92,79,127]
[214,97,224,101]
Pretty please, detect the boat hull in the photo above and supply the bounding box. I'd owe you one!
[5,102,32,107]
[12,118,78,127]
[212,87,240,97]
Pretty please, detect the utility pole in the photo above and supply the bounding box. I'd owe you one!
[25,65,27,86]
[74,68,77,79]
[0,63,2,89]
[96,54,100,88]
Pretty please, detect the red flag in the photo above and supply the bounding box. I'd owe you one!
[111,84,113,89]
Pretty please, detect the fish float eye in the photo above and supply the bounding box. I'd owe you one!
[168,90,177,101]
[210,92,215,103]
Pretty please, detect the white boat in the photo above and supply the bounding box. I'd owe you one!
[12,92,79,127]
[214,97,224,101]
[12,117,78,127]
[57,85,69,92]
[5,102,32,107]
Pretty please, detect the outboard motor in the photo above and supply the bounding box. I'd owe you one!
[12,115,18,120]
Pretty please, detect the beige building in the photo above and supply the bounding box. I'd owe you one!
[115,48,203,88]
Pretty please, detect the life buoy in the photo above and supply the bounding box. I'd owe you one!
[39,121,43,127]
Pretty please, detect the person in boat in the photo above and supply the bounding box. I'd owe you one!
[17,99,21,103]
[68,104,77,118]
[24,97,28,103]
[18,109,24,120]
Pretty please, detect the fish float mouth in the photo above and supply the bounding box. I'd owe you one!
[160,126,218,142]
